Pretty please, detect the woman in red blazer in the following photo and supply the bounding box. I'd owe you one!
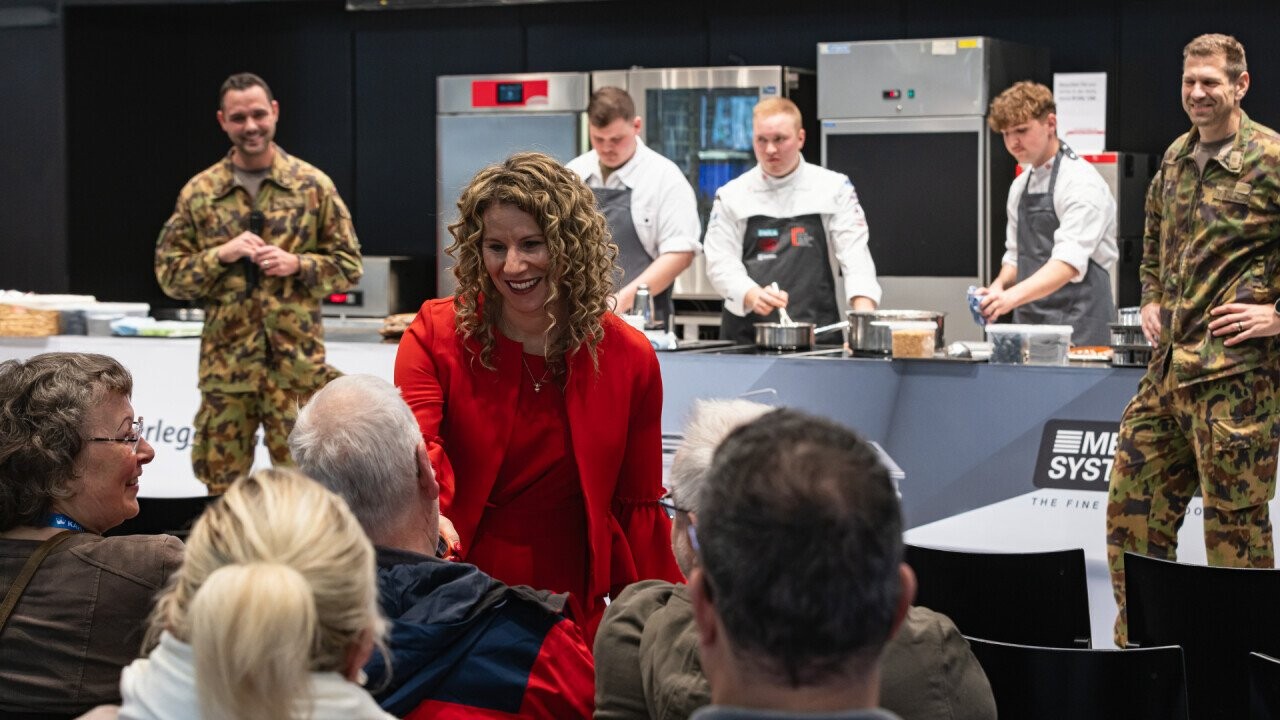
[395,152,682,641]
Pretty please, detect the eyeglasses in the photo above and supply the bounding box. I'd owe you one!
[88,417,144,453]
[657,491,690,517]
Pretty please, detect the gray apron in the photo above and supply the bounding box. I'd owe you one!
[592,186,673,326]
[720,213,839,345]
[1013,143,1115,346]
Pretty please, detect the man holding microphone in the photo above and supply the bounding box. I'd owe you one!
[155,72,362,494]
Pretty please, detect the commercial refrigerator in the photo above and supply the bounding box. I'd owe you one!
[591,66,816,322]
[818,38,1048,341]
[435,73,589,297]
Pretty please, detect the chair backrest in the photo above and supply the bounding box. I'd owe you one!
[1125,552,1280,720]
[105,495,218,539]
[967,636,1189,720]
[904,544,1090,648]
[1251,652,1280,720]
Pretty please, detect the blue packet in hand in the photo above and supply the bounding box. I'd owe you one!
[966,286,986,326]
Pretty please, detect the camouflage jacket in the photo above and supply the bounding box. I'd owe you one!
[1141,112,1280,387]
[155,146,362,392]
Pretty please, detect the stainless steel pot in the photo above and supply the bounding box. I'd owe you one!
[846,310,946,356]
[754,320,849,350]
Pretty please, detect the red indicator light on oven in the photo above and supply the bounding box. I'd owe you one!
[882,89,901,100]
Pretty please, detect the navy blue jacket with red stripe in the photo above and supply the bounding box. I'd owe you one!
[366,547,595,719]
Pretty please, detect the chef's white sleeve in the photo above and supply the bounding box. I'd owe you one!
[703,194,757,316]
[827,177,882,305]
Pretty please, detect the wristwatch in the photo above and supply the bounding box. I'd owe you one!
[1274,297,1280,316]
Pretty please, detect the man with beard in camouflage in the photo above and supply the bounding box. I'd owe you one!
[155,72,362,494]
[1107,34,1280,646]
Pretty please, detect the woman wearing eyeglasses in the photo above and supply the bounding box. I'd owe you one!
[395,152,683,642]
[0,352,183,717]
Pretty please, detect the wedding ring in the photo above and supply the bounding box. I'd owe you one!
[1238,321,1245,333]
[264,260,272,268]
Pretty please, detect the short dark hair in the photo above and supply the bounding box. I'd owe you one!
[220,72,274,109]
[1184,33,1247,82]
[0,353,133,531]
[587,86,635,128]
[696,408,903,686]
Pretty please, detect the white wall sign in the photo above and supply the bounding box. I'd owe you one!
[1054,72,1108,153]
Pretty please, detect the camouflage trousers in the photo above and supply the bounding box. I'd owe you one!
[191,383,320,495]
[1107,364,1280,646]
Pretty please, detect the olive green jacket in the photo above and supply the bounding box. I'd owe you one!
[594,580,996,720]
[155,146,362,392]
[1142,112,1280,387]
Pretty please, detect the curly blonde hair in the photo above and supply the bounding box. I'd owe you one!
[447,151,618,373]
[987,81,1056,132]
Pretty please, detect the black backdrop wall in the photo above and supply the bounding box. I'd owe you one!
[3,0,1278,305]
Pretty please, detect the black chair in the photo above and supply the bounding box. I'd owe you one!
[105,495,218,539]
[904,544,1091,648]
[1252,652,1280,720]
[968,636,1189,720]
[1125,552,1280,720]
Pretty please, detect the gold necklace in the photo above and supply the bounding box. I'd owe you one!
[521,353,554,393]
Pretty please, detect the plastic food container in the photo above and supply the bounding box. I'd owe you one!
[876,320,938,359]
[985,324,1073,365]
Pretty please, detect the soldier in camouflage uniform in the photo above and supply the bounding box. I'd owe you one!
[1107,34,1280,646]
[155,72,362,494]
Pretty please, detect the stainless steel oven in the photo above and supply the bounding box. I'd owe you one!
[436,73,590,297]
[591,66,816,306]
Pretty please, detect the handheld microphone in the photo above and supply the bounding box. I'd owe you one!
[244,211,265,292]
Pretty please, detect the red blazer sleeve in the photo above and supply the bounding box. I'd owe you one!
[393,301,457,513]
[608,324,684,595]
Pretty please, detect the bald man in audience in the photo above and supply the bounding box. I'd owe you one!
[289,374,593,719]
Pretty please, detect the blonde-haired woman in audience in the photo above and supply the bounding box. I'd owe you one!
[89,468,393,720]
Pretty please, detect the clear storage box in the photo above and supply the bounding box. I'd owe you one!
[875,320,938,359]
[985,324,1073,365]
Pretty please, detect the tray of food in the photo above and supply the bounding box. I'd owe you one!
[1068,346,1114,362]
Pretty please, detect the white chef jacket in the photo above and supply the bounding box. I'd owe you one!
[565,139,702,259]
[704,161,882,316]
[1002,152,1118,281]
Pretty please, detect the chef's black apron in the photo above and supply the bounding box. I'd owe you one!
[719,214,839,345]
[592,186,673,326]
[1013,143,1115,346]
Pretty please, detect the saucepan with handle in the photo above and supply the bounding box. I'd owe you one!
[753,320,849,350]
[752,282,849,350]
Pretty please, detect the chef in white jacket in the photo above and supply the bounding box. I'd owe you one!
[704,97,881,344]
[565,87,701,327]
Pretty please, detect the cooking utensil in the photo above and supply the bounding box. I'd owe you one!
[769,282,796,326]
[754,320,849,350]
[846,310,945,356]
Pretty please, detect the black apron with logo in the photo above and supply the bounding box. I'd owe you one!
[720,213,839,345]
[1013,143,1115,346]
[592,186,673,326]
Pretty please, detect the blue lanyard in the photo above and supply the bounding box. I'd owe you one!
[46,513,84,532]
